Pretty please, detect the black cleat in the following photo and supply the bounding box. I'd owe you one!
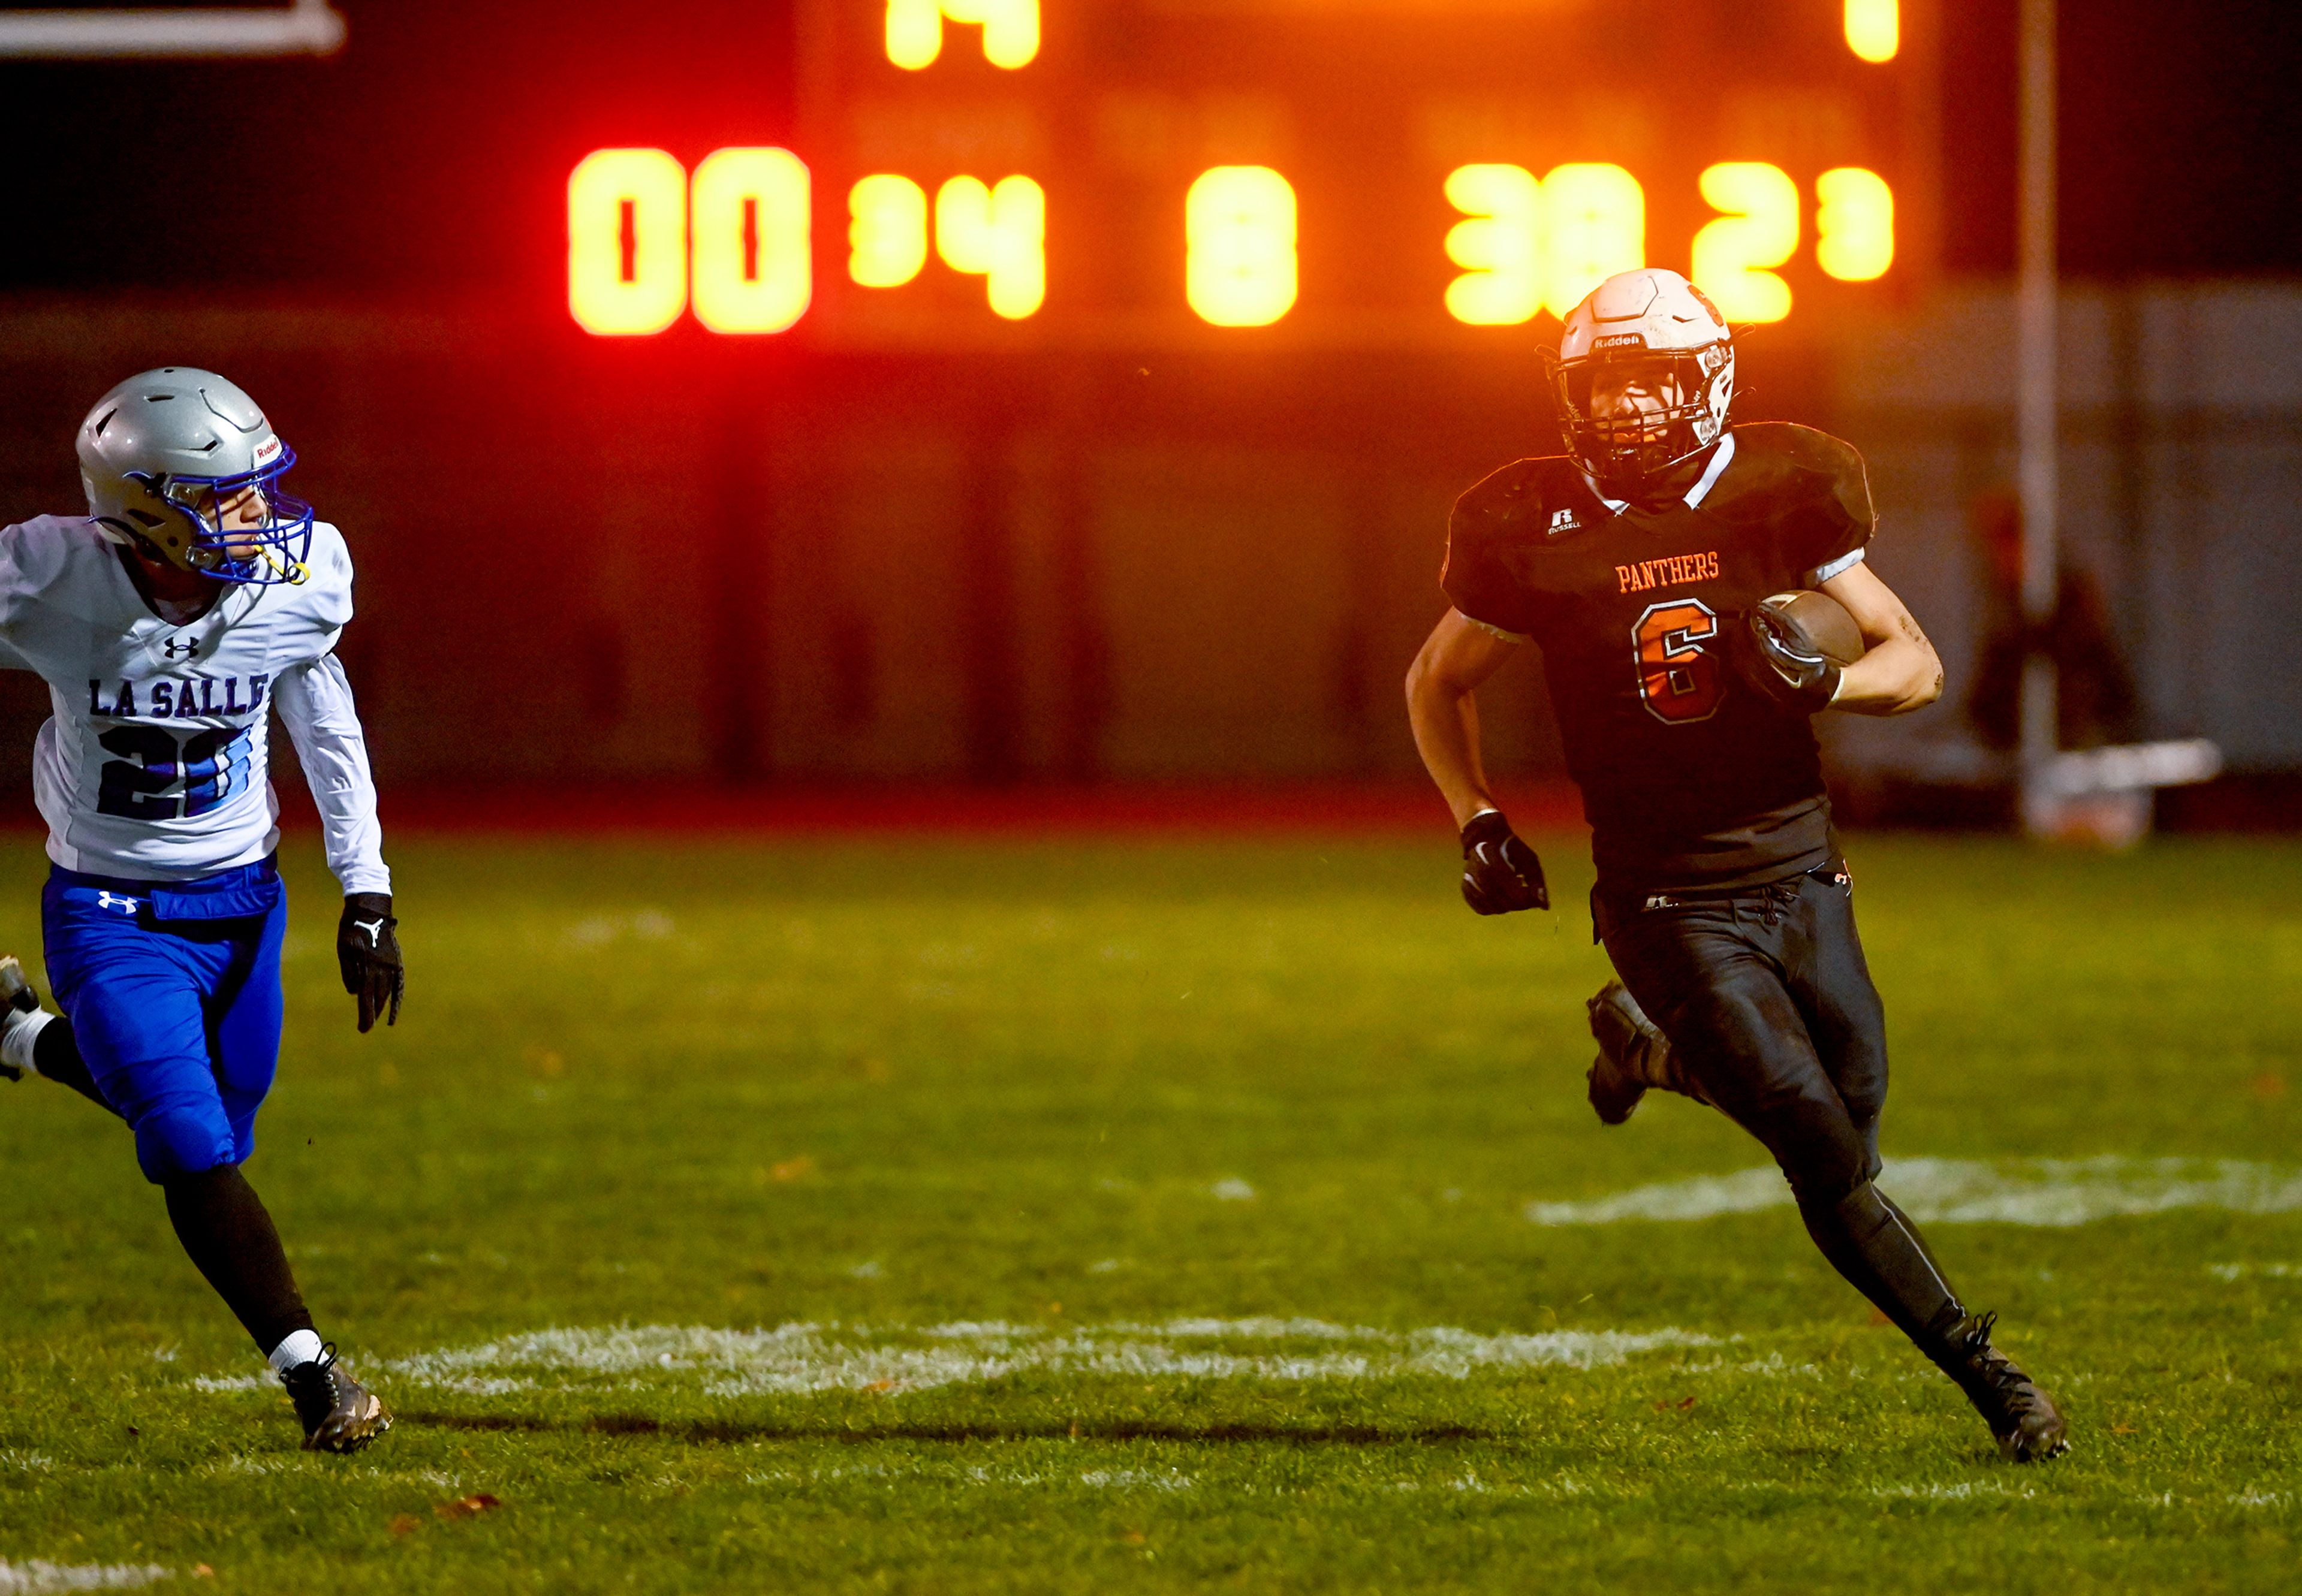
[1942,1313,2069,1462]
[0,955,42,1084]
[282,1344,392,1454]
[1586,980,1652,1124]
[1585,979,1709,1125]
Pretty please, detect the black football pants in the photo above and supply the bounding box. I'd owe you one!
[1601,868,1969,1353]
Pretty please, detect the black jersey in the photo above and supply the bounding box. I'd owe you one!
[1443,422,1874,894]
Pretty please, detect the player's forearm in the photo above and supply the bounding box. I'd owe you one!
[1405,671,1497,827]
[1830,635,1943,716]
[273,657,391,894]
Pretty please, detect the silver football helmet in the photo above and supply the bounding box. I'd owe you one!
[77,367,313,585]
[1547,268,1735,503]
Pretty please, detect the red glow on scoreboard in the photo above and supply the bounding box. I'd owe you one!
[565,1,1928,342]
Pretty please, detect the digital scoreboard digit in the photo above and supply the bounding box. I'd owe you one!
[568,0,1934,343]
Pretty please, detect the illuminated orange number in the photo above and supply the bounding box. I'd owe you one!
[1844,0,1899,62]
[1537,163,1645,319]
[1442,163,1643,326]
[1444,164,1543,325]
[1694,162,1798,323]
[886,0,1039,70]
[567,148,687,336]
[1816,167,1894,281]
[1634,599,1724,725]
[1187,167,1297,327]
[935,174,1046,318]
[691,148,812,334]
[851,174,930,286]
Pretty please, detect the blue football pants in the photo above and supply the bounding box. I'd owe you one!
[41,859,287,1184]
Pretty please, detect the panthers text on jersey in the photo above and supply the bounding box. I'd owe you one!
[1442,423,1873,894]
[0,516,388,892]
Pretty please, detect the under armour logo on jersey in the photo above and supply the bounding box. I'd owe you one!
[1547,508,1581,536]
[161,636,201,659]
[96,891,140,914]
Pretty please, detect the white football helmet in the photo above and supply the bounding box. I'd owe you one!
[1547,268,1734,502]
[77,367,313,585]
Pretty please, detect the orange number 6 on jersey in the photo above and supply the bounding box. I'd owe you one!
[1634,599,1724,724]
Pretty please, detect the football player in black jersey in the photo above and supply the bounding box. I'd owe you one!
[1405,267,2067,1462]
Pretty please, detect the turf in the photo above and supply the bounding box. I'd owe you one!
[0,830,2297,1593]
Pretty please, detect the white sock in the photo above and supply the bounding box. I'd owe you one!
[267,1329,325,1375]
[1,1009,52,1076]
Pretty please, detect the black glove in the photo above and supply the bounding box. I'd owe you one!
[338,892,403,1034]
[1731,606,1844,714]
[1460,809,1550,915]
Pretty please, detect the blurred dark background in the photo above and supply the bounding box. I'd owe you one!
[7,2,2299,293]
[0,0,2294,817]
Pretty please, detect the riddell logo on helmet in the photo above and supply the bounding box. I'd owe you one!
[254,436,284,463]
[1593,333,1645,349]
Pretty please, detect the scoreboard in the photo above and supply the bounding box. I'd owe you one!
[568,0,1936,346]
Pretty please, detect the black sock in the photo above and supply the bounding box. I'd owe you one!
[161,1165,317,1357]
[1797,1180,1969,1354]
[32,1020,114,1113]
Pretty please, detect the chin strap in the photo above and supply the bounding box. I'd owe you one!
[255,545,311,586]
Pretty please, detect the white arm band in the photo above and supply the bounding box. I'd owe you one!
[1808,548,1867,586]
[272,653,391,896]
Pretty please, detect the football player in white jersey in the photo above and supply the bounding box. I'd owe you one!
[0,368,399,1452]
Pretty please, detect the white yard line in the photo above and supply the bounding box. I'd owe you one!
[188,1374,271,1393]
[1872,1481,2034,1503]
[352,1318,1713,1399]
[1528,1157,2302,1227]
[0,1565,172,1595]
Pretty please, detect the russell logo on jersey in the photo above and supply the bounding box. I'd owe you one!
[87,675,269,719]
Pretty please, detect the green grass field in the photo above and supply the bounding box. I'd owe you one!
[0,829,2297,1594]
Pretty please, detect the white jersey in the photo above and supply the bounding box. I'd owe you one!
[0,515,389,892]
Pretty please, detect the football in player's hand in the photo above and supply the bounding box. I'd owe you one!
[1755,590,1864,665]
[1732,589,1865,713]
